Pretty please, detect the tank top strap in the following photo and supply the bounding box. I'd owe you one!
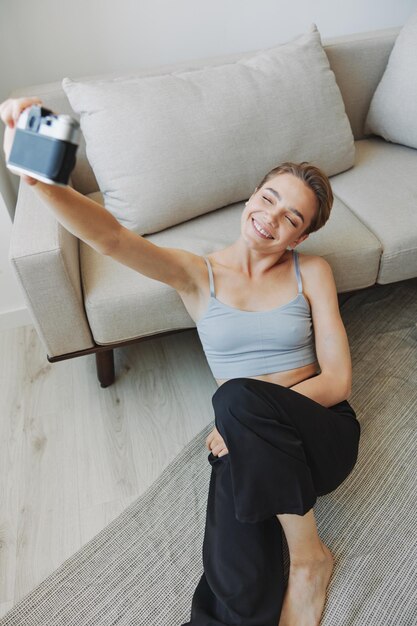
[293,249,303,293]
[203,257,215,297]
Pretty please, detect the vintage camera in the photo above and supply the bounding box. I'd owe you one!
[7,105,80,186]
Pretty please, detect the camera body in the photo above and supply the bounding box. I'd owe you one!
[7,105,80,186]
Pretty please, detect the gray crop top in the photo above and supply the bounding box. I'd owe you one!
[195,249,318,379]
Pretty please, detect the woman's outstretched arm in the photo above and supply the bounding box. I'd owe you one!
[1,97,200,294]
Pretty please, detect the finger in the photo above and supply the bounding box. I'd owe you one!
[211,443,225,456]
[218,448,229,457]
[22,175,38,186]
[209,436,223,450]
[12,101,26,123]
[209,438,219,452]
[0,100,14,126]
[0,98,40,127]
[206,427,217,448]
[16,96,42,109]
[12,97,42,124]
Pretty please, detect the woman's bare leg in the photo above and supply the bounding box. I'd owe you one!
[276,508,334,626]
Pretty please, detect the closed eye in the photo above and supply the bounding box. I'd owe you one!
[263,195,297,227]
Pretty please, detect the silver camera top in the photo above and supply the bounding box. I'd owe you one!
[17,105,80,145]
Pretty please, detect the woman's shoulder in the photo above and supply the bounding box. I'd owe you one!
[296,251,335,296]
[296,251,333,275]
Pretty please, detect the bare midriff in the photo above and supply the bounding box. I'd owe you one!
[215,359,320,389]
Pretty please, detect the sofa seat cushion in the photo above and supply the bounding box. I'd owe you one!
[330,137,417,284]
[80,193,381,345]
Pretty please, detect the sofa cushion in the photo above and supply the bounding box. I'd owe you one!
[80,193,381,344]
[322,27,399,141]
[330,137,417,284]
[63,24,354,236]
[364,8,417,149]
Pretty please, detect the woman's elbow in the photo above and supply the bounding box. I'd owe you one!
[342,372,352,400]
[324,370,351,401]
[344,383,352,401]
[101,227,122,257]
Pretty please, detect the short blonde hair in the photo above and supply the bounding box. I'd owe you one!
[256,161,334,235]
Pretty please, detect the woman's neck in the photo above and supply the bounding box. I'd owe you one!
[218,239,292,278]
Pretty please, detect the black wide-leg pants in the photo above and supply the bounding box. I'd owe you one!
[182,377,361,626]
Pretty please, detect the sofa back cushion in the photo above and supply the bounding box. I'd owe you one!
[324,27,399,141]
[364,8,417,149]
[62,24,354,235]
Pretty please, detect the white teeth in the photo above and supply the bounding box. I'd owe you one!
[253,219,273,238]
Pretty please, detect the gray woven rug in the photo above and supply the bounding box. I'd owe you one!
[1,278,417,626]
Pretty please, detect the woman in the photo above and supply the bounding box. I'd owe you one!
[1,97,361,626]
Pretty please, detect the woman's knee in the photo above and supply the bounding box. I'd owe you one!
[212,378,252,435]
[212,378,295,433]
[212,377,283,425]
[212,378,248,414]
[212,377,289,409]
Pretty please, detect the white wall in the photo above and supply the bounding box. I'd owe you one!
[0,0,416,328]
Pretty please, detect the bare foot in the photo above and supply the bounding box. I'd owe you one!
[278,543,334,626]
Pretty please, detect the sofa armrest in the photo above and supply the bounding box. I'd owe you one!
[9,179,95,357]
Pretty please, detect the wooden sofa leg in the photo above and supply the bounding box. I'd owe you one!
[95,349,115,387]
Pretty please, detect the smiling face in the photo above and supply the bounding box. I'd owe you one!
[240,172,318,251]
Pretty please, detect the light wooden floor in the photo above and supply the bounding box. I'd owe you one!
[0,324,218,618]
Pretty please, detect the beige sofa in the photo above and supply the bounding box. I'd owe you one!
[8,23,417,387]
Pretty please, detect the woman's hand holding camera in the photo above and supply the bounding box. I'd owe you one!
[206,426,229,458]
[0,96,43,185]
